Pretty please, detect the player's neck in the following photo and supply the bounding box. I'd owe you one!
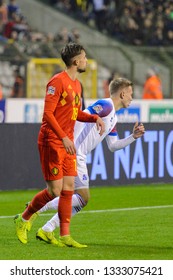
[65,68,78,81]
[111,96,122,111]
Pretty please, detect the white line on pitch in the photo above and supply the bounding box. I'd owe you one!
[1,204,173,219]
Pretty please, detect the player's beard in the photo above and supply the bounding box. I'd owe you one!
[77,67,86,73]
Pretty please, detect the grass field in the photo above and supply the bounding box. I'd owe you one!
[0,184,173,260]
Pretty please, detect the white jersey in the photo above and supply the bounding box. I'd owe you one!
[74,98,136,189]
[74,98,117,157]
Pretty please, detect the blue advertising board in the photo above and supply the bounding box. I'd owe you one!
[87,123,173,186]
[0,99,6,123]
[24,104,39,123]
[0,123,172,190]
[116,107,141,123]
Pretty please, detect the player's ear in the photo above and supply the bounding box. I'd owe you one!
[73,59,78,66]
[120,91,124,99]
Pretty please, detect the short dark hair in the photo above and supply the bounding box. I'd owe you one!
[109,77,133,95]
[61,43,85,67]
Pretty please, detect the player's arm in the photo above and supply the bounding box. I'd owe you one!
[43,101,66,138]
[43,79,75,154]
[132,122,145,139]
[105,122,145,152]
[43,81,66,140]
[77,99,113,135]
[77,109,105,136]
[106,132,135,152]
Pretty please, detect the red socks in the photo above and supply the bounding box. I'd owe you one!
[22,188,73,237]
[58,190,73,236]
[22,189,54,220]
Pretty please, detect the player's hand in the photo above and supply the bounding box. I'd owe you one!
[62,136,76,155]
[133,122,145,139]
[96,117,105,136]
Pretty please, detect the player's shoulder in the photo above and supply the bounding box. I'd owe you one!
[87,98,114,117]
[47,72,65,90]
[49,71,66,82]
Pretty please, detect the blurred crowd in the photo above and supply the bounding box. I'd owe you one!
[0,0,81,57]
[0,0,83,98]
[0,0,28,42]
[0,0,167,99]
[49,0,173,46]
[1,0,173,51]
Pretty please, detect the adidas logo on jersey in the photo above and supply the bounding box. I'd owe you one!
[82,174,88,180]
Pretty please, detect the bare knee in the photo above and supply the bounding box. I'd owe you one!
[48,188,60,197]
[75,189,90,206]
[46,180,62,197]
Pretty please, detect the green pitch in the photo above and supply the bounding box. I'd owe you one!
[0,184,173,260]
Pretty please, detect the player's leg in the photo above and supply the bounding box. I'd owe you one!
[23,197,59,232]
[37,186,87,248]
[35,179,66,247]
[55,176,84,248]
[37,188,89,233]
[36,188,89,248]
[36,158,89,247]
[35,147,74,247]
[57,152,88,248]
[27,189,88,232]
[39,189,88,214]
[37,155,89,216]
[38,155,90,224]
[38,197,59,212]
[14,186,55,244]
[14,143,62,244]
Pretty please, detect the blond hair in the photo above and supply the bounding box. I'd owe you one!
[109,77,133,96]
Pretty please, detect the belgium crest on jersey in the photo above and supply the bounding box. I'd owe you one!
[51,167,59,175]
[75,94,80,105]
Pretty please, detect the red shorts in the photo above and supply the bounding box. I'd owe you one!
[38,143,77,181]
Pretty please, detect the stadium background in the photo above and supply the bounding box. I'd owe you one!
[0,0,173,190]
[1,0,173,264]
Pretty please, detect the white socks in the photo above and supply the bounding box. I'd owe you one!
[41,193,86,232]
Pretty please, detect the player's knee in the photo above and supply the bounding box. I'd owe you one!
[83,193,90,205]
[47,187,60,197]
[75,189,90,206]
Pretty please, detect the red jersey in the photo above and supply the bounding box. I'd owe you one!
[38,71,98,147]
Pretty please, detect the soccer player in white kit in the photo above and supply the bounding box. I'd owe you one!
[28,77,145,245]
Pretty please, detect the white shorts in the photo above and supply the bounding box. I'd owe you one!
[75,155,89,190]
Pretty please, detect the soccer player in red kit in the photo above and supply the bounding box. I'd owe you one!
[14,43,105,248]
